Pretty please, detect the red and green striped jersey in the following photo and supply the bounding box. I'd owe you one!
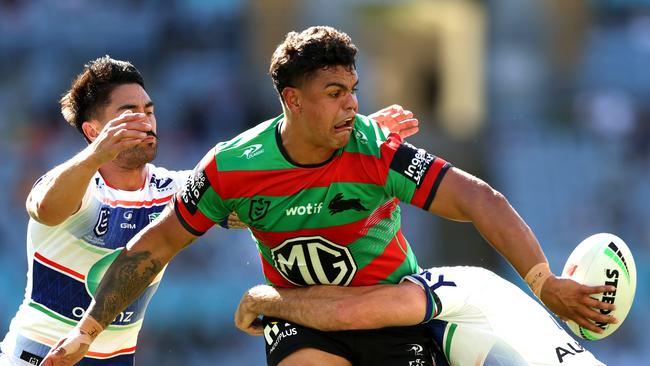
[174,114,451,288]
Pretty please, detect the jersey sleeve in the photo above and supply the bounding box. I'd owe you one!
[381,134,452,210]
[173,147,231,236]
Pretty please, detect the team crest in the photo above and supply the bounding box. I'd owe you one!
[328,193,368,214]
[249,198,271,221]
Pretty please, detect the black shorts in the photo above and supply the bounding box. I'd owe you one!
[262,317,438,366]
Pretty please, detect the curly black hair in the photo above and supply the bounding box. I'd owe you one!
[60,56,145,142]
[269,26,358,98]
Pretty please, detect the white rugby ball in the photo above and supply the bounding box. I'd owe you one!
[561,233,636,340]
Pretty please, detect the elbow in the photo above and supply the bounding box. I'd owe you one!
[27,200,65,226]
[469,180,510,215]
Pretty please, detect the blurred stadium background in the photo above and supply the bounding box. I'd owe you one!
[1,0,648,364]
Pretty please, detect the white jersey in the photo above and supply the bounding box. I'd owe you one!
[402,266,605,366]
[1,164,190,366]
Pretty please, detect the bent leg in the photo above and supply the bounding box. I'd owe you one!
[278,348,351,366]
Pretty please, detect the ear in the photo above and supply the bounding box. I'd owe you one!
[81,121,100,142]
[282,87,302,114]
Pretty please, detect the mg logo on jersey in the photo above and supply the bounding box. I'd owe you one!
[249,198,271,221]
[240,144,264,159]
[94,207,110,236]
[271,236,357,286]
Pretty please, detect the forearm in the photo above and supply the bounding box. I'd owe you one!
[429,169,547,278]
[469,188,547,277]
[27,147,101,225]
[86,246,164,328]
[242,284,422,331]
[87,209,195,328]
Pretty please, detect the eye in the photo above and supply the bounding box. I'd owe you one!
[329,91,341,98]
[146,111,155,116]
[351,87,359,94]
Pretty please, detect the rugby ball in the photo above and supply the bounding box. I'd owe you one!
[561,233,636,340]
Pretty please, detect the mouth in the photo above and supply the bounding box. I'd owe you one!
[334,116,355,132]
[144,130,158,141]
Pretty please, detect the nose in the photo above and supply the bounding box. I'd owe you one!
[344,92,358,112]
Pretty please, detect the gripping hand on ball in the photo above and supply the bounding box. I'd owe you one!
[540,276,617,334]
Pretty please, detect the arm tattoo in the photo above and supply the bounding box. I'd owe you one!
[88,250,163,327]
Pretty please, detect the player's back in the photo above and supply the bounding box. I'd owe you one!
[404,266,604,366]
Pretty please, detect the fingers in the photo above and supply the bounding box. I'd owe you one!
[248,318,264,336]
[240,319,264,336]
[227,212,248,229]
[573,313,604,334]
[104,111,153,136]
[579,305,615,329]
[108,110,150,125]
[582,284,616,296]
[583,294,616,313]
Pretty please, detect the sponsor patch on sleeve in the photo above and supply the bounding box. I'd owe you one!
[390,142,437,187]
[179,167,210,215]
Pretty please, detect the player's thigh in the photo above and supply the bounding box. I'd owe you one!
[278,348,351,366]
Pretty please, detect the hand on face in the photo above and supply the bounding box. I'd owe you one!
[86,110,154,166]
[368,104,419,139]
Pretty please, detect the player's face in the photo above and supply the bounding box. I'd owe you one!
[297,65,359,151]
[98,83,158,169]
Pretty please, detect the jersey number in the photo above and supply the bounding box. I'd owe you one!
[271,236,357,286]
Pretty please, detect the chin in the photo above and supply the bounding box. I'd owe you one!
[334,135,350,149]
[116,145,157,169]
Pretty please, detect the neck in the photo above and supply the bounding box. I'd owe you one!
[98,162,148,191]
[280,117,335,165]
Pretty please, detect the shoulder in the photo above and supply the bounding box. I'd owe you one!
[214,116,279,158]
[207,115,286,172]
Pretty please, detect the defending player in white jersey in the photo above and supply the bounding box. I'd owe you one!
[0,56,190,366]
[236,266,607,366]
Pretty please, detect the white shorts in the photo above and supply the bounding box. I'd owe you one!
[402,266,605,366]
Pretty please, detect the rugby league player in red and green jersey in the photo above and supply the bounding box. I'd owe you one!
[42,26,616,366]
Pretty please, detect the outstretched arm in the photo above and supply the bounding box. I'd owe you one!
[427,167,616,332]
[27,112,152,225]
[235,282,425,335]
[41,206,197,366]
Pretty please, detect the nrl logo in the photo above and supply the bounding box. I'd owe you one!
[240,144,264,159]
[249,197,271,221]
